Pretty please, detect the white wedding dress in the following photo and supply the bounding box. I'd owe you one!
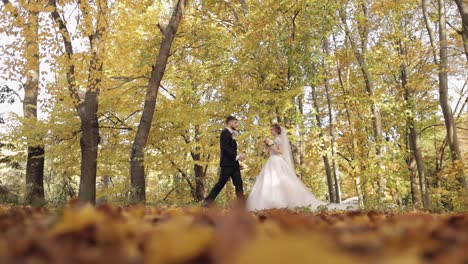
[246,127,358,211]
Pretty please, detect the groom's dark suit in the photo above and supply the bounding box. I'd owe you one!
[204,128,244,203]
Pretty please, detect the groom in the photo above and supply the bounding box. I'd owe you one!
[203,116,246,206]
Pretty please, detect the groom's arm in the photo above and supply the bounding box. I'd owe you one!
[220,131,237,160]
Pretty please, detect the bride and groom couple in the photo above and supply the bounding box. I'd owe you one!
[203,116,358,211]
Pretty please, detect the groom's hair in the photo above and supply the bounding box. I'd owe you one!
[225,115,238,124]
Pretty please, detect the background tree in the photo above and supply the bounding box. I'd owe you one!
[438,0,467,190]
[130,0,188,203]
[1,0,45,205]
[50,0,109,204]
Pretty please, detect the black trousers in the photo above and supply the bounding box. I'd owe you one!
[205,166,244,202]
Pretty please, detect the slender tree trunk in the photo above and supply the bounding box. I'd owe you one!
[192,125,205,201]
[422,0,439,63]
[22,5,45,205]
[454,0,468,61]
[334,33,363,205]
[323,38,341,202]
[422,0,442,189]
[400,39,430,208]
[130,0,187,203]
[297,95,306,166]
[409,124,430,208]
[340,6,385,198]
[311,84,336,202]
[407,153,421,208]
[438,0,468,189]
[96,175,111,204]
[435,138,448,187]
[435,94,468,186]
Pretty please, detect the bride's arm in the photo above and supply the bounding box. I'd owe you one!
[269,143,283,155]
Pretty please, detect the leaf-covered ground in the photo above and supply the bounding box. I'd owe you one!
[0,204,467,264]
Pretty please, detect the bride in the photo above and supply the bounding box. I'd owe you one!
[246,124,359,211]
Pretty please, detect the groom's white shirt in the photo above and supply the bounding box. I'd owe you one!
[226,127,239,161]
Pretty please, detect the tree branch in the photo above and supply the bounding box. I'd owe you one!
[49,0,81,105]
[170,160,196,199]
[163,186,177,201]
[1,0,20,20]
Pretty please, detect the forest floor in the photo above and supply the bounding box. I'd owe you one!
[0,203,467,264]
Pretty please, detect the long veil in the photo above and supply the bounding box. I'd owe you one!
[280,127,295,171]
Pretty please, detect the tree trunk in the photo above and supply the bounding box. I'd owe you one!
[25,146,45,205]
[2,0,46,206]
[297,95,306,166]
[422,0,439,63]
[192,125,205,201]
[77,93,100,204]
[130,0,187,203]
[22,5,45,205]
[50,0,108,204]
[438,0,468,189]
[454,0,468,61]
[77,0,107,204]
[400,43,430,208]
[435,93,468,186]
[96,175,111,204]
[407,154,421,208]
[194,163,205,201]
[334,33,363,205]
[323,38,341,202]
[409,124,430,208]
[311,84,336,202]
[422,0,443,189]
[340,6,385,198]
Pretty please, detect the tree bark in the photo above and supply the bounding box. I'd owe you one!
[192,125,205,201]
[422,0,442,189]
[76,0,107,204]
[77,92,100,204]
[1,0,46,205]
[409,123,430,208]
[297,95,306,166]
[422,0,439,63]
[50,0,108,204]
[334,33,363,205]
[407,154,421,208]
[311,84,336,202]
[323,38,341,202]
[438,0,468,189]
[130,0,187,203]
[454,0,468,61]
[24,3,45,205]
[399,40,430,208]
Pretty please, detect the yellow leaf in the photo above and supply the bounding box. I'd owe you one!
[145,214,213,263]
[48,205,104,236]
[235,232,356,264]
